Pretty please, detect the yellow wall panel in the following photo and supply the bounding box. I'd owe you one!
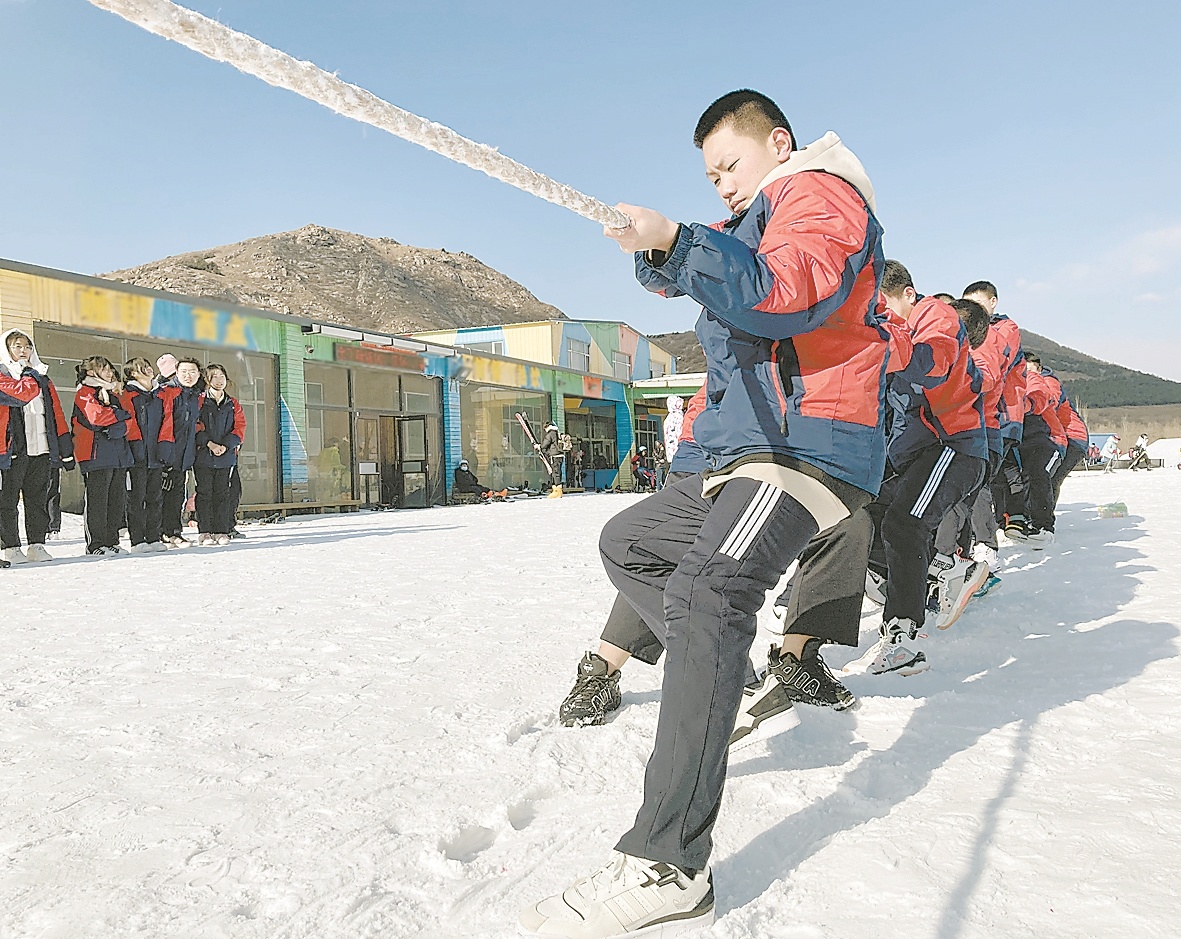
[76,285,153,335]
[0,272,35,334]
[503,323,556,365]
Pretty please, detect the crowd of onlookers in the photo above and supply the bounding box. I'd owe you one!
[0,328,246,566]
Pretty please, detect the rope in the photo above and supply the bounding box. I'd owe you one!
[85,0,632,229]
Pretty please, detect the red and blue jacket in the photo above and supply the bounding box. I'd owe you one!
[971,326,1007,455]
[157,380,202,471]
[636,138,890,494]
[1022,367,1067,448]
[194,392,246,469]
[1041,368,1088,446]
[2,372,73,471]
[72,384,133,471]
[119,382,175,469]
[0,371,52,470]
[990,315,1026,444]
[880,297,987,468]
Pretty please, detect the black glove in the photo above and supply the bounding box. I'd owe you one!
[60,456,76,472]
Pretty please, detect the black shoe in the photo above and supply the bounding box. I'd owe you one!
[228,528,246,540]
[0,558,9,569]
[1005,515,1030,540]
[767,639,858,711]
[559,652,622,727]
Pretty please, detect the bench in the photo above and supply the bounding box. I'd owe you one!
[240,500,362,518]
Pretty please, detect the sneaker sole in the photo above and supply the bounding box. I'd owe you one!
[870,655,930,676]
[937,564,991,630]
[519,906,714,938]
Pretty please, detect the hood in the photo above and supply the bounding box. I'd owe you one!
[757,132,876,214]
[665,394,684,413]
[0,328,48,377]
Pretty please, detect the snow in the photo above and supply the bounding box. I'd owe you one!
[3,471,1180,938]
[1146,437,1181,464]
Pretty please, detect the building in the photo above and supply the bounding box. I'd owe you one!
[0,258,680,511]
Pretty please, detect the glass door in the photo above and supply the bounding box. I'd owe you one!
[397,416,429,508]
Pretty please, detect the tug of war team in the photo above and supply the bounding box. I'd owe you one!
[0,339,246,563]
[517,89,1113,938]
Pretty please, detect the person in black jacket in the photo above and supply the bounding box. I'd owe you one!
[537,421,564,496]
[157,357,203,546]
[194,364,246,546]
[120,357,171,553]
[454,459,507,499]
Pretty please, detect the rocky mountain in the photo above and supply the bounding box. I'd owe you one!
[103,224,564,334]
[651,329,1181,410]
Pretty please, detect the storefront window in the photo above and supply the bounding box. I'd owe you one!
[459,383,551,491]
[566,407,618,473]
[304,363,349,408]
[352,367,398,411]
[305,408,354,502]
[401,373,439,414]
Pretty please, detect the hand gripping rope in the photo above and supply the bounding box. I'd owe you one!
[85,0,632,230]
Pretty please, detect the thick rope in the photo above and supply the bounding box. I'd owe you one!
[85,0,632,229]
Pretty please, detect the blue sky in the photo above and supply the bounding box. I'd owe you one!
[3,0,1181,380]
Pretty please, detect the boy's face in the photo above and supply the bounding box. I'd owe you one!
[176,363,201,387]
[881,287,918,321]
[702,124,793,215]
[963,290,997,316]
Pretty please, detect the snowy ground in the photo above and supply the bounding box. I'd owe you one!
[2,471,1179,939]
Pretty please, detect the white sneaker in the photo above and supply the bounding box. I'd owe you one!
[3,547,30,564]
[930,556,990,631]
[864,569,887,606]
[215,534,231,546]
[867,619,929,676]
[519,852,714,938]
[971,543,999,568]
[198,533,215,546]
[1025,528,1055,548]
[25,544,53,562]
[130,542,156,554]
[730,670,800,751]
[151,541,170,553]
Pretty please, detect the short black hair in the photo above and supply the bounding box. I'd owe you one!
[177,356,202,370]
[1025,352,1042,368]
[951,298,991,349]
[880,259,914,297]
[694,89,793,150]
[962,280,998,301]
[932,292,956,303]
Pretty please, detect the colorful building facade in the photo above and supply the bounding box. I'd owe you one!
[0,258,676,511]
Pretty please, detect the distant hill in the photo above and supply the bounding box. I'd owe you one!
[103,224,564,334]
[652,329,1181,410]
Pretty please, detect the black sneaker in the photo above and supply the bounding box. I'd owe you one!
[558,652,622,727]
[730,671,800,750]
[1004,515,1030,540]
[228,528,246,540]
[0,558,9,569]
[767,639,858,711]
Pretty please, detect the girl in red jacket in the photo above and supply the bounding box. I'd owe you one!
[194,364,246,546]
[72,355,134,556]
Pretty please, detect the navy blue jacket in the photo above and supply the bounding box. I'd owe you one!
[194,392,245,469]
[121,382,174,469]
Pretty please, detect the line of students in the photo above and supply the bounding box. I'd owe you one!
[520,90,1093,939]
[0,329,247,562]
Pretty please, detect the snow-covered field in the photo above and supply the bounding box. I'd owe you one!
[2,471,1179,938]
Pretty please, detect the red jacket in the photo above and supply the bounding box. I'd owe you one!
[971,327,1008,453]
[0,372,47,468]
[883,296,987,465]
[990,315,1026,442]
[72,384,134,470]
[1022,367,1067,447]
[1,373,72,471]
[1042,370,1088,445]
[637,139,890,495]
